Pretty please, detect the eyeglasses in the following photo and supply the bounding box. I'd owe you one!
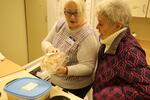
[64,11,80,17]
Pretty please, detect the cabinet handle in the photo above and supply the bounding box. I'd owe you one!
[45,16,47,23]
[149,6,150,14]
[143,4,146,14]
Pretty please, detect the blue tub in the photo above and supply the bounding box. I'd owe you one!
[4,77,52,100]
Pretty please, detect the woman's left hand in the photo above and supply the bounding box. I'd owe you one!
[56,66,68,76]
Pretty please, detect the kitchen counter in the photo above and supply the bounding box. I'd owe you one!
[0,59,83,100]
[0,59,24,78]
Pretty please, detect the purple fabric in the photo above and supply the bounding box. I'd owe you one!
[93,28,150,100]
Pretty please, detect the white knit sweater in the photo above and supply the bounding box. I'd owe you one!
[41,19,99,89]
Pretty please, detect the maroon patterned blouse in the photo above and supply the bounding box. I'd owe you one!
[93,28,150,100]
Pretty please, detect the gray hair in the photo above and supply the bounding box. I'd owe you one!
[96,0,131,26]
[64,0,86,17]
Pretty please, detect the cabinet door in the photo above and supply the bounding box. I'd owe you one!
[125,0,149,17]
[85,0,92,24]
[0,0,28,65]
[147,0,150,17]
[91,0,101,28]
[47,0,67,31]
[25,0,48,62]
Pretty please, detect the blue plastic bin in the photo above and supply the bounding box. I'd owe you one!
[4,77,52,100]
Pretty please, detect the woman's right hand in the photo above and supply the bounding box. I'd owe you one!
[47,46,60,53]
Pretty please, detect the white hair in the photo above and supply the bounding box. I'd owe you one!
[96,0,131,26]
[64,0,86,17]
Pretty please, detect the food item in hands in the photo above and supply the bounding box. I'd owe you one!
[41,52,68,75]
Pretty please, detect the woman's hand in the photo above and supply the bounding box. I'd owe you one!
[47,46,60,53]
[56,66,68,76]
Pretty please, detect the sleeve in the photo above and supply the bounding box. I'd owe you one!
[67,34,99,76]
[41,22,57,53]
[117,46,150,95]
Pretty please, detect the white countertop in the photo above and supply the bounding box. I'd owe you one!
[0,60,83,100]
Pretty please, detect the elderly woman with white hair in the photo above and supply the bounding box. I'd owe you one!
[93,0,150,99]
[41,0,99,98]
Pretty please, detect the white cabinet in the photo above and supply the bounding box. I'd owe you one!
[147,6,150,18]
[91,0,102,28]
[47,0,67,31]
[25,0,48,62]
[146,0,150,17]
[91,0,150,28]
[125,0,149,17]
[85,0,93,24]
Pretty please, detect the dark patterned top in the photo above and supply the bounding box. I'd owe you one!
[93,28,150,100]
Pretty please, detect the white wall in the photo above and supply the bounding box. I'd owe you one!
[47,0,57,31]
[0,0,28,65]
[47,0,93,30]
[47,0,66,31]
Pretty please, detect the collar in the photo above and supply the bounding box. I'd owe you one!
[105,27,128,54]
[101,27,127,52]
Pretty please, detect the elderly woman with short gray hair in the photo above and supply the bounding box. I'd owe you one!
[93,0,150,99]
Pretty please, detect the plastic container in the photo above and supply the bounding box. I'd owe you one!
[40,52,68,77]
[4,77,52,100]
